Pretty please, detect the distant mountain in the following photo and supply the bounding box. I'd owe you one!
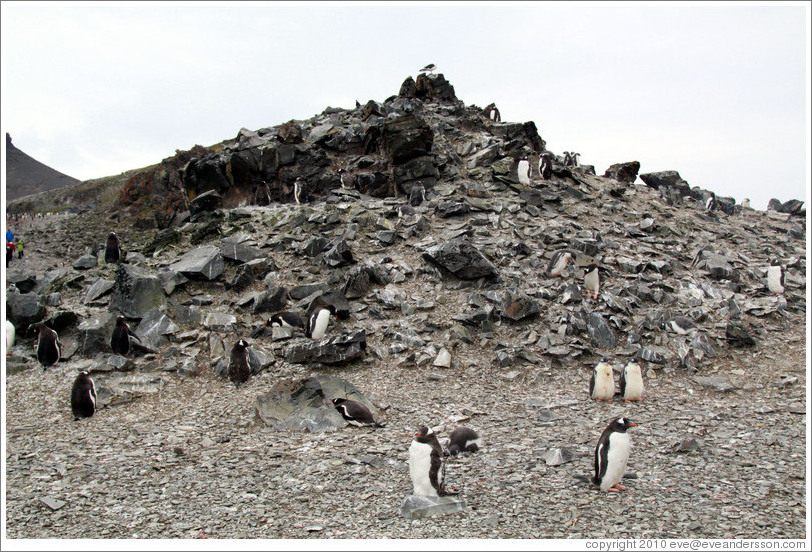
[4,133,82,202]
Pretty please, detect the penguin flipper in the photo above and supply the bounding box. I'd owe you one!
[619,368,627,397]
[589,370,596,397]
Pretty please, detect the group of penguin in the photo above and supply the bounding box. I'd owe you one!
[547,248,601,300]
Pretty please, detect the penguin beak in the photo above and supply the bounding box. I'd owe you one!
[629,423,638,427]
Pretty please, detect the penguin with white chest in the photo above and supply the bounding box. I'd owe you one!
[547,250,575,278]
[593,417,637,492]
[539,153,553,180]
[660,316,698,335]
[517,155,531,185]
[71,371,97,420]
[590,358,615,402]
[266,310,306,332]
[294,178,309,204]
[408,426,457,497]
[583,264,600,299]
[767,259,785,295]
[620,356,644,402]
[306,304,337,340]
[5,319,15,354]
[35,323,61,369]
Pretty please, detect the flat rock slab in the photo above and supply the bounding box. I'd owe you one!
[400,495,466,519]
[693,375,736,392]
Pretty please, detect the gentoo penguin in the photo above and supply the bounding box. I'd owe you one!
[306,304,337,340]
[563,151,573,167]
[517,156,531,185]
[294,178,308,204]
[539,154,553,180]
[110,316,142,356]
[227,339,252,388]
[590,358,615,402]
[71,371,97,420]
[620,357,644,402]
[105,232,121,264]
[548,250,575,278]
[409,182,426,207]
[35,323,61,369]
[705,192,716,212]
[408,426,456,497]
[767,259,785,295]
[489,104,501,122]
[266,310,306,332]
[5,319,15,353]
[571,152,581,167]
[583,264,600,299]
[593,417,637,492]
[447,427,482,456]
[331,398,384,427]
[255,180,271,206]
[338,168,355,190]
[660,316,698,335]
[741,198,751,209]
[419,63,436,74]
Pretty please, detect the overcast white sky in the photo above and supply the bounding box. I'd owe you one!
[2,1,810,211]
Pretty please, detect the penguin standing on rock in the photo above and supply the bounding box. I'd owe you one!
[111,316,142,356]
[767,259,785,295]
[331,398,385,427]
[105,232,121,264]
[593,417,637,492]
[705,192,717,212]
[409,182,426,207]
[409,426,457,497]
[294,178,309,204]
[338,168,355,190]
[447,427,481,456]
[306,304,337,340]
[71,371,97,420]
[35,323,61,369]
[517,155,531,185]
[539,154,553,180]
[563,151,573,166]
[620,357,644,402]
[227,339,252,388]
[583,264,600,299]
[590,358,615,402]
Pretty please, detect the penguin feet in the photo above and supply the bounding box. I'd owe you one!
[607,483,627,492]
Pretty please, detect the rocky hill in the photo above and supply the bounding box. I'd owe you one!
[3,73,807,540]
[4,133,82,202]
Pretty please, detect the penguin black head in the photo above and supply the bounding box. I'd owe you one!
[769,258,782,267]
[583,264,599,275]
[414,426,432,438]
[610,417,638,432]
[234,339,251,349]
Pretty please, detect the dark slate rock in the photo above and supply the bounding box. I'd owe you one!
[501,291,541,322]
[323,239,354,268]
[220,240,264,263]
[604,161,640,183]
[393,156,438,193]
[135,310,178,350]
[76,312,117,356]
[169,245,225,281]
[726,322,756,347]
[640,347,669,364]
[228,263,255,292]
[255,375,372,432]
[290,283,331,300]
[142,228,181,256]
[5,268,37,294]
[436,201,471,218]
[342,266,372,299]
[73,254,98,270]
[303,237,329,257]
[174,304,203,325]
[285,330,367,365]
[6,292,46,329]
[422,238,499,280]
[693,375,735,392]
[383,113,433,165]
[253,286,288,314]
[716,196,736,215]
[639,170,691,195]
[189,190,223,217]
[84,278,115,303]
[109,264,167,319]
[586,312,616,348]
[157,267,188,295]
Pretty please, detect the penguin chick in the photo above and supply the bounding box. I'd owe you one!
[447,427,482,456]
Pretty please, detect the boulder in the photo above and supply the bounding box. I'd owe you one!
[639,171,691,196]
[604,161,640,183]
[253,286,288,314]
[6,268,38,293]
[73,253,98,270]
[255,375,373,432]
[84,278,115,303]
[285,330,367,365]
[76,312,117,356]
[220,239,264,263]
[422,238,499,280]
[168,245,224,281]
[135,310,178,350]
[6,292,46,329]
[383,113,434,165]
[189,190,223,217]
[109,264,167,319]
[586,312,617,348]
